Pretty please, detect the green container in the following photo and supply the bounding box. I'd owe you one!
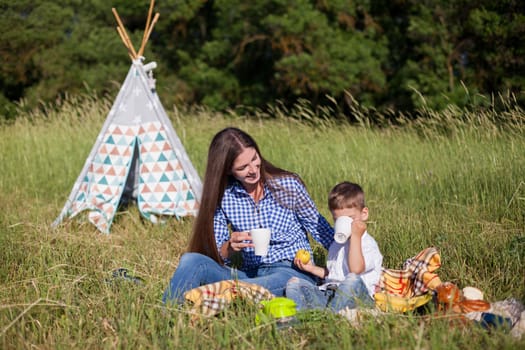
[255,297,297,327]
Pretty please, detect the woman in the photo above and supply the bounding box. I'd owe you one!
[163,127,333,303]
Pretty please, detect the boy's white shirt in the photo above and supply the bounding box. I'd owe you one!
[320,231,383,297]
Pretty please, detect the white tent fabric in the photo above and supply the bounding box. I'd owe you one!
[53,58,202,233]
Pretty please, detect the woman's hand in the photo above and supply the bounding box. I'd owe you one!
[229,231,254,252]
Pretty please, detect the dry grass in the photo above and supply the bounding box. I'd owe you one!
[0,94,524,349]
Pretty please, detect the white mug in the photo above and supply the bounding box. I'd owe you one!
[250,228,271,256]
[334,216,353,244]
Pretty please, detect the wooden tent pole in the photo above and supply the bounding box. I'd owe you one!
[116,26,135,59]
[116,27,135,60]
[112,8,138,59]
[139,0,155,56]
[138,12,159,57]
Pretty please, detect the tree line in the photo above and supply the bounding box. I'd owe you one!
[1,0,524,120]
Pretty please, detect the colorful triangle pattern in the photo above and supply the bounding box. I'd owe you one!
[69,124,135,233]
[137,122,199,218]
[68,122,199,233]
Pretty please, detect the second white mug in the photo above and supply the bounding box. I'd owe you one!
[334,216,353,244]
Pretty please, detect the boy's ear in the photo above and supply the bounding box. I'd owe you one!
[361,207,369,221]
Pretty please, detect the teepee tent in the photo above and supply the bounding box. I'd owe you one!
[53,2,202,233]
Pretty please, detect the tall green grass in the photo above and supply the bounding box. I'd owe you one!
[0,94,524,349]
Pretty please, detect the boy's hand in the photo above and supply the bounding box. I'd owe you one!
[294,255,329,279]
[293,257,314,273]
[351,220,367,238]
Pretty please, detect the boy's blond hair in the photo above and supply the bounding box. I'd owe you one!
[328,181,366,211]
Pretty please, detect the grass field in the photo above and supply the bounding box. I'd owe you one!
[0,94,524,349]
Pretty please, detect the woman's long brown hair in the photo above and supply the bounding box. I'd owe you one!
[187,127,296,264]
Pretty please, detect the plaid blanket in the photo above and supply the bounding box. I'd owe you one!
[184,280,274,317]
[378,247,442,297]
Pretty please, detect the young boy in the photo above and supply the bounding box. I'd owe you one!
[285,181,383,312]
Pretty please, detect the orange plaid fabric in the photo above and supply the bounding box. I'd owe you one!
[184,280,274,317]
[378,247,442,298]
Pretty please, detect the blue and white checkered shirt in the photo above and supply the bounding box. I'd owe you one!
[214,176,334,270]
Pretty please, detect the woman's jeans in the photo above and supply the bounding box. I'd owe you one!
[162,252,317,304]
[285,273,374,312]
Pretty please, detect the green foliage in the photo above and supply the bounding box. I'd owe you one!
[176,50,239,109]
[384,1,471,109]
[466,4,525,93]
[0,1,73,98]
[178,0,389,108]
[1,0,524,117]
[0,0,166,115]
[0,93,17,120]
